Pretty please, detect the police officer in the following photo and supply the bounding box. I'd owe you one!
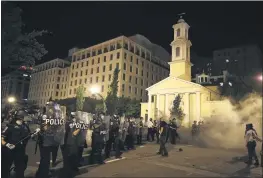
[1,110,31,178]
[59,112,82,178]
[153,120,160,144]
[157,119,169,157]
[137,117,144,145]
[244,123,262,166]
[35,101,65,178]
[127,118,136,150]
[90,113,106,164]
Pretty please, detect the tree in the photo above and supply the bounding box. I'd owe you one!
[2,2,48,67]
[170,95,185,120]
[125,99,141,118]
[76,85,85,111]
[105,67,120,115]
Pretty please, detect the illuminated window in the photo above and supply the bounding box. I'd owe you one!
[176,47,180,57]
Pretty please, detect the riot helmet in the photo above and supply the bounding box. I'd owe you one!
[14,109,27,125]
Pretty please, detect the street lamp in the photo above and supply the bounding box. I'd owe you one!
[257,74,262,82]
[90,86,107,113]
[8,96,16,103]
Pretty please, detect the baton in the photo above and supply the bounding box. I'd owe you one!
[14,129,41,146]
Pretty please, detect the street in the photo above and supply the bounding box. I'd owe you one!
[22,140,262,178]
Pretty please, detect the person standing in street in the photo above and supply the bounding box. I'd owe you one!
[169,118,178,145]
[157,119,169,157]
[153,120,160,144]
[244,123,261,166]
[1,110,31,178]
[147,118,154,142]
[137,117,144,145]
[191,121,198,141]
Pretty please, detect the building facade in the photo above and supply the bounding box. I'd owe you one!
[140,18,221,127]
[28,36,170,106]
[28,58,71,106]
[212,44,262,76]
[68,35,170,102]
[1,70,31,108]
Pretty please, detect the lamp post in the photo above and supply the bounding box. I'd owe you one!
[90,86,106,113]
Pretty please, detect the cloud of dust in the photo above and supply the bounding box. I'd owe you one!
[198,93,262,149]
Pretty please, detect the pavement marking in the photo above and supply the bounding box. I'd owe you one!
[139,145,145,148]
[106,157,126,163]
[142,160,228,177]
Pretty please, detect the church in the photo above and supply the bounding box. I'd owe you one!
[140,17,222,128]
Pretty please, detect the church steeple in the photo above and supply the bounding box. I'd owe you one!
[169,14,192,81]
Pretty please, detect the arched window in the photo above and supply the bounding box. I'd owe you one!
[177,29,180,37]
[176,47,180,57]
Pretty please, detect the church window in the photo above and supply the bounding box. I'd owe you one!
[176,47,180,57]
[177,29,180,37]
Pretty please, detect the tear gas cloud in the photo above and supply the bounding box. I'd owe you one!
[182,93,262,150]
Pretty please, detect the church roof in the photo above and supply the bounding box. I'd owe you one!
[146,76,219,95]
[128,34,171,62]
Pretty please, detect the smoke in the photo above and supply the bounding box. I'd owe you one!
[181,93,262,150]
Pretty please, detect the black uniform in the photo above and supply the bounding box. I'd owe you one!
[59,118,82,178]
[90,118,106,164]
[1,120,30,178]
[169,120,178,145]
[153,121,160,144]
[35,104,65,178]
[105,117,121,158]
[127,121,135,149]
[157,121,169,156]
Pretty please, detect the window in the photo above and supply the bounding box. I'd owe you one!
[103,66,106,72]
[123,74,126,81]
[124,53,127,59]
[141,70,143,76]
[97,67,99,73]
[90,77,93,83]
[129,86,132,93]
[75,72,78,77]
[141,79,143,85]
[81,62,83,67]
[85,69,88,75]
[116,63,119,69]
[110,54,113,60]
[85,78,87,83]
[70,81,73,86]
[142,61,144,67]
[86,61,88,66]
[80,71,83,76]
[98,58,100,63]
[136,58,138,64]
[56,92,59,96]
[58,70,61,75]
[92,59,94,65]
[136,68,138,74]
[135,77,138,84]
[74,88,76,94]
[75,80,77,85]
[176,47,180,57]
[130,56,133,62]
[109,64,112,71]
[102,75,105,82]
[79,79,82,84]
[123,63,126,70]
[147,72,149,78]
[77,63,79,68]
[117,52,120,59]
[69,89,72,95]
[104,56,106,62]
[56,84,59,89]
[177,28,180,37]
[96,76,99,83]
[91,68,93,74]
[129,76,132,83]
[130,66,132,73]
[101,85,104,92]
[108,74,112,81]
[135,87,137,94]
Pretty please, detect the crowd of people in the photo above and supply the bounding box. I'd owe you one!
[1,100,263,178]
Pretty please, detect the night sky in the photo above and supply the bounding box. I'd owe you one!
[11,2,263,67]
